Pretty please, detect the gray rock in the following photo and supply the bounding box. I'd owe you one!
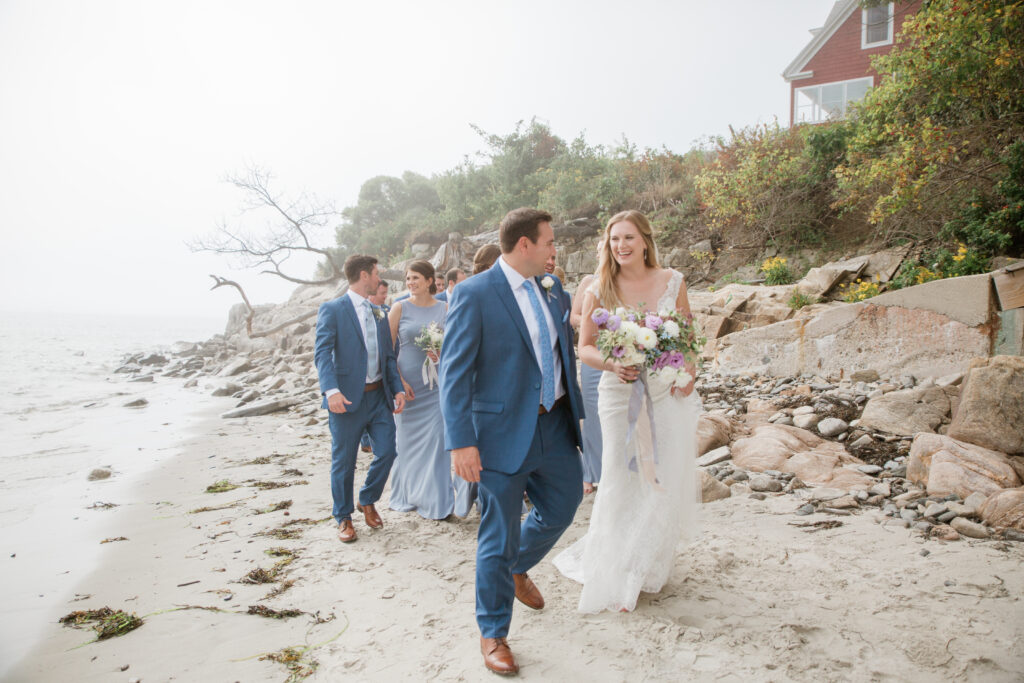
[811,487,846,502]
[1003,529,1024,542]
[212,382,243,397]
[123,398,148,408]
[774,416,794,426]
[851,369,880,383]
[914,521,934,532]
[138,353,168,366]
[730,470,749,482]
[963,492,988,512]
[749,476,783,493]
[900,508,920,522]
[749,492,767,501]
[793,414,820,430]
[869,482,892,497]
[697,446,732,467]
[184,378,199,388]
[951,517,989,539]
[792,405,816,416]
[923,502,948,518]
[850,435,875,449]
[129,374,154,383]
[856,464,883,475]
[88,468,112,481]
[220,397,302,419]
[937,511,957,523]
[817,418,849,437]
[218,358,253,377]
[795,504,815,516]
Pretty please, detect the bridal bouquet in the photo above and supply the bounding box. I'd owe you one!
[414,322,444,389]
[590,306,705,390]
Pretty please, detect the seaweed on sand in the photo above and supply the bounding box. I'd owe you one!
[247,605,303,619]
[60,607,143,640]
[255,500,292,515]
[205,480,240,493]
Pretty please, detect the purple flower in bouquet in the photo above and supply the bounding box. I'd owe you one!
[591,308,610,326]
[626,312,637,323]
[645,314,663,330]
[606,314,622,331]
[611,345,625,358]
[667,351,686,368]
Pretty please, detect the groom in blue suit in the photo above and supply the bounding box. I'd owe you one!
[315,255,406,543]
[440,208,584,675]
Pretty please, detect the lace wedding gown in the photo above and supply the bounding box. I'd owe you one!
[553,269,703,613]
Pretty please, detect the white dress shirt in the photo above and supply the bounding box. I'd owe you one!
[325,289,382,399]
[497,256,565,402]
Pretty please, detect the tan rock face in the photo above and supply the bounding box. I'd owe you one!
[907,433,1022,499]
[730,423,872,489]
[859,386,956,436]
[947,355,1024,455]
[697,414,733,456]
[700,471,731,503]
[978,488,1024,530]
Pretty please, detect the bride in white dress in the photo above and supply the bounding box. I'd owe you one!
[553,210,702,613]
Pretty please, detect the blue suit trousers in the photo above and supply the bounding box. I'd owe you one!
[327,387,397,523]
[475,401,583,637]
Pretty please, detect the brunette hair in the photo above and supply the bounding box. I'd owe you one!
[407,259,437,295]
[472,244,502,275]
[596,210,660,309]
[498,208,553,254]
[444,267,464,285]
[344,254,378,284]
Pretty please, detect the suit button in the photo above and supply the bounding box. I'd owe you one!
[534,383,540,389]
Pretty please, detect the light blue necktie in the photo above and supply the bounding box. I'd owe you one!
[523,280,555,411]
[362,301,380,380]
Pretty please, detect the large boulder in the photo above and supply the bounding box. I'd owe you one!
[906,433,1021,499]
[947,355,1024,454]
[700,471,731,503]
[731,423,873,489]
[697,413,732,455]
[858,385,956,436]
[978,488,1024,531]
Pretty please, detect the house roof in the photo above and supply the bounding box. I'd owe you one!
[782,0,859,81]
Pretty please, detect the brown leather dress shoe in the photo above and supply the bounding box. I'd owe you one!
[357,503,383,529]
[480,636,518,675]
[512,573,544,610]
[337,519,357,543]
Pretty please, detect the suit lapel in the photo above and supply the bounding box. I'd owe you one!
[490,267,538,365]
[341,296,366,351]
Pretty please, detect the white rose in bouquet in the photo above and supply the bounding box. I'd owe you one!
[636,327,658,349]
[661,320,680,338]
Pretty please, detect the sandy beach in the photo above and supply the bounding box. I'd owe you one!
[4,378,1022,683]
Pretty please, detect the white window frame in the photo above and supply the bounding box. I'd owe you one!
[794,77,874,125]
[862,2,894,49]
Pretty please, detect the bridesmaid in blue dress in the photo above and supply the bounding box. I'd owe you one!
[387,260,453,519]
[572,272,603,494]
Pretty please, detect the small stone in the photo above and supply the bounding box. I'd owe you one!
[869,482,892,497]
[817,418,849,437]
[795,504,815,516]
[937,511,957,523]
[854,490,869,502]
[784,477,807,492]
[900,508,919,522]
[950,517,989,539]
[919,548,930,557]
[774,416,794,426]
[749,476,783,493]
[851,369,880,383]
[1003,529,1024,542]
[923,502,948,518]
[811,487,846,502]
[792,405,816,416]
[749,492,767,501]
[730,470,749,482]
[856,464,883,475]
[914,521,933,532]
[850,435,875,449]
[697,446,732,467]
[829,495,860,510]
[129,374,154,383]
[793,414,820,430]
[123,398,148,408]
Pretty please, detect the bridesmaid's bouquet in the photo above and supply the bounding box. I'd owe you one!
[590,306,705,390]
[414,322,444,389]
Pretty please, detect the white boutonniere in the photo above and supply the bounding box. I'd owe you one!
[372,306,385,322]
[540,275,555,301]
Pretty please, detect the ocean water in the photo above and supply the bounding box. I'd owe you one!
[0,310,228,670]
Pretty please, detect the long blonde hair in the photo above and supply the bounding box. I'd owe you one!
[596,210,660,308]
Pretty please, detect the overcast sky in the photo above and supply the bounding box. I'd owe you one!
[0,0,831,323]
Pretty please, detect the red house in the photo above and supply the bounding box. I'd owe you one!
[783,0,921,125]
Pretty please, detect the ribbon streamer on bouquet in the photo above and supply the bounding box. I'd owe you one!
[625,370,665,492]
[421,357,439,390]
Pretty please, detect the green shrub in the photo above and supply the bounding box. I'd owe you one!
[761,257,794,285]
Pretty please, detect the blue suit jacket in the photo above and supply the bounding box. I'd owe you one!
[314,294,403,412]
[440,265,584,475]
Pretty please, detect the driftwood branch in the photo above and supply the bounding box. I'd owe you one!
[209,274,319,338]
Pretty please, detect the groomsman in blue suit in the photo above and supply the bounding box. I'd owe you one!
[440,208,584,675]
[315,255,406,543]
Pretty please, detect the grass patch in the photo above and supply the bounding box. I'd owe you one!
[205,480,240,493]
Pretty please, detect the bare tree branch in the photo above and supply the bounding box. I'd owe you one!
[208,274,320,338]
[190,165,344,286]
